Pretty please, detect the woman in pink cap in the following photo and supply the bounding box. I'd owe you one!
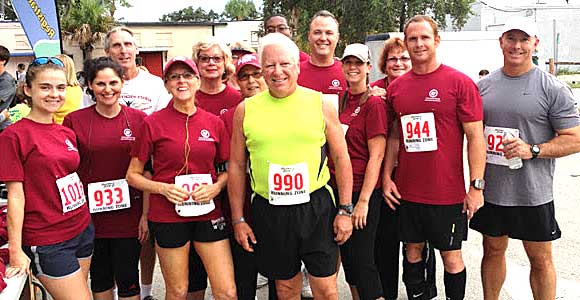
[127,56,236,300]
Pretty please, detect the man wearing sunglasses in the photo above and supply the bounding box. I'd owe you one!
[0,45,16,132]
[264,15,309,63]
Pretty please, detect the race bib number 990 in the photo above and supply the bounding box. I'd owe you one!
[87,179,131,213]
[268,162,310,206]
[174,174,215,217]
[484,126,519,166]
[400,112,437,152]
[56,172,86,213]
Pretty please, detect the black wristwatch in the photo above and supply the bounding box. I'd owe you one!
[471,179,485,191]
[530,144,540,159]
[338,203,354,215]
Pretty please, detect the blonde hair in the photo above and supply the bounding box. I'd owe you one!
[55,54,80,87]
[192,37,235,81]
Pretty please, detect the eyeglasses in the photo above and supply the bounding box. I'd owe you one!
[198,55,224,64]
[237,71,262,81]
[31,57,65,68]
[387,56,411,63]
[266,25,291,33]
[167,72,196,81]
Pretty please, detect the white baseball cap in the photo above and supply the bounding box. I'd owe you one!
[502,16,538,38]
[341,43,371,63]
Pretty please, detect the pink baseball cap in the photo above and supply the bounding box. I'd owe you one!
[163,56,199,79]
[235,53,261,75]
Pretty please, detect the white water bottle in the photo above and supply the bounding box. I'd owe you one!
[503,131,523,170]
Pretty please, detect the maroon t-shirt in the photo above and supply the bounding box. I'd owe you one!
[299,51,310,63]
[329,93,387,191]
[196,85,242,116]
[131,105,229,223]
[219,102,252,224]
[370,77,388,89]
[63,106,146,239]
[298,60,346,96]
[386,64,483,205]
[0,119,90,246]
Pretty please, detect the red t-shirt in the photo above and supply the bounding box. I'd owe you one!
[131,105,230,223]
[219,103,252,224]
[370,77,387,89]
[386,64,482,205]
[63,106,146,239]
[0,119,90,246]
[196,85,242,116]
[219,102,238,136]
[329,93,387,191]
[298,60,346,96]
[299,51,310,63]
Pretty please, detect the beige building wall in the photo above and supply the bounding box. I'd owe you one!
[1,21,261,74]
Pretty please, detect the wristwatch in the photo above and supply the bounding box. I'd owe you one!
[338,203,354,215]
[471,179,485,191]
[530,144,540,159]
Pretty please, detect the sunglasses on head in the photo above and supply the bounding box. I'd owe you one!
[31,57,65,68]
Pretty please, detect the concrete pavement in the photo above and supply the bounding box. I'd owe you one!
[150,153,580,299]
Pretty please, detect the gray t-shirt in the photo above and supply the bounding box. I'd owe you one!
[0,71,16,130]
[479,66,580,206]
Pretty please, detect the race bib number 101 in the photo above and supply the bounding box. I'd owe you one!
[174,174,215,217]
[87,179,131,213]
[400,112,437,152]
[56,172,86,213]
[268,162,310,206]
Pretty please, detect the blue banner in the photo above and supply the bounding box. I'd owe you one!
[11,0,61,57]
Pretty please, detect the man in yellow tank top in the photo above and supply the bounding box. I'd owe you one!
[228,33,354,300]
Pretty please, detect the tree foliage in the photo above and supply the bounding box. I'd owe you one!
[59,0,115,60]
[263,0,475,52]
[160,6,221,23]
[224,0,260,21]
[1,0,17,20]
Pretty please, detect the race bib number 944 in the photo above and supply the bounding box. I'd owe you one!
[268,162,310,206]
[400,112,437,152]
[174,174,215,217]
[87,179,131,213]
[56,172,86,213]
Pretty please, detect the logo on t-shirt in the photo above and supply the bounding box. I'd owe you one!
[198,129,215,142]
[329,79,343,91]
[425,89,441,102]
[351,106,361,117]
[121,128,135,141]
[65,139,78,152]
[219,108,228,115]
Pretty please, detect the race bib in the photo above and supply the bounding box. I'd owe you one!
[484,126,519,166]
[87,179,131,213]
[174,174,215,217]
[56,172,86,213]
[322,94,339,113]
[268,162,310,205]
[400,112,437,152]
[341,124,349,137]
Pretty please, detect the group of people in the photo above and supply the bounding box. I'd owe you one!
[0,9,579,300]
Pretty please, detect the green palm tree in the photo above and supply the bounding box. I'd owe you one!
[60,0,114,60]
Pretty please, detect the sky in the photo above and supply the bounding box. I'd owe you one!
[116,0,264,22]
